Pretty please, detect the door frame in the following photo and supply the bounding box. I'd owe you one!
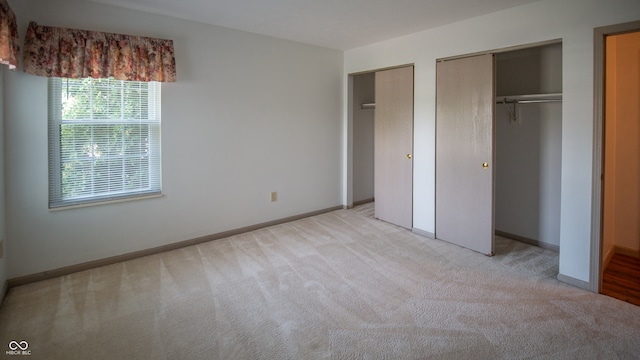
[345,63,414,209]
[590,20,640,293]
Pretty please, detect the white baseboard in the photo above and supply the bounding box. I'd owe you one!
[557,273,590,290]
[412,228,434,239]
[495,230,559,252]
[345,198,374,209]
[7,205,343,289]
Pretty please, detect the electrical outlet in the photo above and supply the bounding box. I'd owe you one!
[0,239,4,259]
[270,191,278,202]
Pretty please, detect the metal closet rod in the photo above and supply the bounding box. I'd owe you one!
[496,94,562,123]
[497,98,563,104]
[495,93,563,104]
[497,95,563,123]
[361,95,561,112]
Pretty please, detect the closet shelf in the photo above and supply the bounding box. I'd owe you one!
[496,93,562,104]
[361,103,375,110]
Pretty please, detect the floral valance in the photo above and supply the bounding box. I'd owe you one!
[23,22,176,82]
[0,0,19,70]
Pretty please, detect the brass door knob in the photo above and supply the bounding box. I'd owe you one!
[482,162,489,169]
[407,154,412,159]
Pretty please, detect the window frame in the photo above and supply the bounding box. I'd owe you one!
[48,77,162,209]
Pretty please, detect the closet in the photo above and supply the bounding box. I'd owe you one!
[495,43,563,252]
[435,42,562,255]
[350,66,414,230]
[352,72,375,206]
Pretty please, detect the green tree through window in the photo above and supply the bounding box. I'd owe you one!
[49,78,161,208]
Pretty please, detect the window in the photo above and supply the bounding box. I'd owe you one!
[48,78,161,208]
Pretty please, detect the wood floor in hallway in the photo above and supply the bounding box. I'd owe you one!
[602,253,640,306]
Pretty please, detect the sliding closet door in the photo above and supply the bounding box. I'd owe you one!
[375,66,414,229]
[436,54,494,255]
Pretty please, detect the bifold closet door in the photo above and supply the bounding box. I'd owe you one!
[375,66,414,229]
[436,54,494,255]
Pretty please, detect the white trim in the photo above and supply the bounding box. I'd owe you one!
[48,78,162,209]
[436,39,562,62]
[9,205,343,288]
[495,230,560,252]
[49,194,163,211]
[412,227,434,239]
[557,273,590,290]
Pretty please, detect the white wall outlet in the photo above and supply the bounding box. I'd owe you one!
[270,191,278,202]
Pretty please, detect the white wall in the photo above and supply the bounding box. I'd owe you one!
[0,68,6,290]
[496,44,563,96]
[343,0,640,284]
[6,0,343,278]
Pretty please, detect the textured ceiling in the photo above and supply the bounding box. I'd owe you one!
[86,0,541,50]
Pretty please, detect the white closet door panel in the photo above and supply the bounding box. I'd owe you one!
[436,55,494,255]
[375,66,414,229]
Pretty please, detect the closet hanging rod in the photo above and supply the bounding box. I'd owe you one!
[498,93,563,124]
[495,93,562,104]
[496,98,563,104]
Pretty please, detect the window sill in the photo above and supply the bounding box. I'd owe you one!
[49,193,164,211]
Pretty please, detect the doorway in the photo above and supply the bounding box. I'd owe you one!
[347,65,414,229]
[592,21,640,302]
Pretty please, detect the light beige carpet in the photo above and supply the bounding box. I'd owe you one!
[1,203,639,359]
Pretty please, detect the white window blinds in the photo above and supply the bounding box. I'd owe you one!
[48,77,161,208]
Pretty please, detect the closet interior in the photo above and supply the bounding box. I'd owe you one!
[494,42,563,252]
[352,72,375,206]
[350,66,414,232]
